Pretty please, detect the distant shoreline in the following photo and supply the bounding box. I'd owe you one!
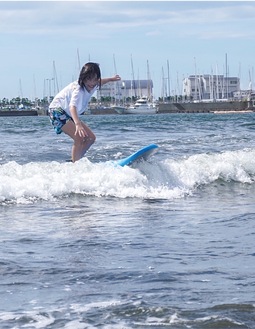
[0,99,254,116]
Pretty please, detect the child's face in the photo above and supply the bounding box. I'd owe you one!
[84,75,100,92]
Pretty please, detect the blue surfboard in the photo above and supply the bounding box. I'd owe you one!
[115,144,159,167]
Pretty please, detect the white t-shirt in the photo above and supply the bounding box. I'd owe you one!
[49,81,97,116]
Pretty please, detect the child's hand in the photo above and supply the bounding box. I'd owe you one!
[112,75,121,81]
[75,121,88,138]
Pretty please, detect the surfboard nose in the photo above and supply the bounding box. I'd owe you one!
[116,144,159,167]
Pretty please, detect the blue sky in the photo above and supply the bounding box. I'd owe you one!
[1,1,255,100]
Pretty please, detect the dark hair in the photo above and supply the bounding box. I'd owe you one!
[78,62,101,89]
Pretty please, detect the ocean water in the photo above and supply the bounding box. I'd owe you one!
[1,112,255,328]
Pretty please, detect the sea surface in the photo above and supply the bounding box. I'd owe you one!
[1,112,255,328]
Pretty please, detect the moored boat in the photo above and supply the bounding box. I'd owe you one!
[113,97,157,115]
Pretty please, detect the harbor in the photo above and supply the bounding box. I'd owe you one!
[1,72,255,116]
[0,100,254,116]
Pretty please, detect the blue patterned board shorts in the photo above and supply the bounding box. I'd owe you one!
[48,107,73,134]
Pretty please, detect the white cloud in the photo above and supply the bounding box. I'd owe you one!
[0,1,254,41]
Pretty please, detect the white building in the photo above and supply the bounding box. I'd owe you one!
[98,79,154,101]
[183,74,240,101]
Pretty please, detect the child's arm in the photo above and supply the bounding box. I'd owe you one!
[101,75,121,86]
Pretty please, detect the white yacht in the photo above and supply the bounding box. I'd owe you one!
[124,97,157,114]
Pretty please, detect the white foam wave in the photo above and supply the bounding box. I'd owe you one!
[165,148,255,187]
[1,148,255,204]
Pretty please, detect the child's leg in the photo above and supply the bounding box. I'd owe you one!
[62,120,96,162]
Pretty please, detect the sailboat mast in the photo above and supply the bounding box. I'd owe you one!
[147,59,151,101]
[167,59,170,101]
[19,78,23,99]
[53,60,59,94]
[225,53,228,99]
[130,54,137,98]
[113,54,120,104]
[194,57,197,101]
[77,48,81,72]
[161,66,165,102]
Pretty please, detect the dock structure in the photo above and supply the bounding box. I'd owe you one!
[157,100,253,114]
[0,110,38,117]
